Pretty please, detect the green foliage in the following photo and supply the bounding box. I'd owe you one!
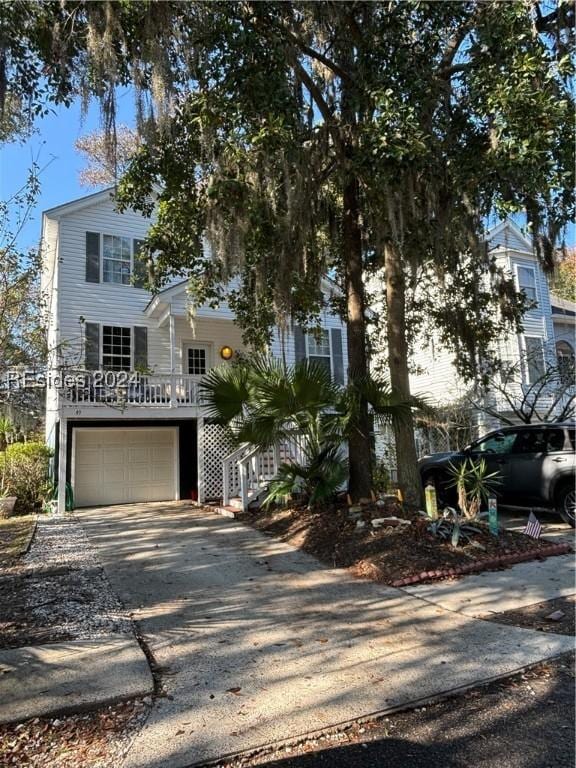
[4,1,573,498]
[0,442,53,514]
[421,507,484,548]
[0,418,14,451]
[201,356,412,506]
[552,250,576,303]
[263,444,348,509]
[372,460,391,495]
[447,458,501,519]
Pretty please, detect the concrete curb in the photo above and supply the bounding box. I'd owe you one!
[0,635,154,725]
[392,543,573,587]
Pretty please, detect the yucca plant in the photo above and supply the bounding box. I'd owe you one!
[447,458,501,520]
[420,507,483,548]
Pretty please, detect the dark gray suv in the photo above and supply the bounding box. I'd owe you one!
[419,422,576,526]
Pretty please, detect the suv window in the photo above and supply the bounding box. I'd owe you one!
[568,428,575,451]
[546,429,566,452]
[513,428,565,454]
[471,432,518,455]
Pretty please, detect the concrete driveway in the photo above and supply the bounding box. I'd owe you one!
[79,503,573,768]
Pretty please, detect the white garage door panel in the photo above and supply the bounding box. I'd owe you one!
[74,428,177,507]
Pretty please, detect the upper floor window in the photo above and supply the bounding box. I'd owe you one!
[102,325,131,370]
[103,235,132,284]
[85,232,146,287]
[516,265,537,305]
[307,329,331,374]
[523,336,545,384]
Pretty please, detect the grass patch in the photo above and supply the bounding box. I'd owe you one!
[0,516,36,565]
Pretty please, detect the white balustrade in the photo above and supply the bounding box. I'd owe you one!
[59,371,200,407]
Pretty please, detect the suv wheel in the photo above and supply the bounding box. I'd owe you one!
[556,482,576,528]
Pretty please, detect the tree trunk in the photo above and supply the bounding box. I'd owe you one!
[344,174,373,500]
[384,242,422,504]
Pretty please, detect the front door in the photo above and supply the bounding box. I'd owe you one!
[183,344,210,378]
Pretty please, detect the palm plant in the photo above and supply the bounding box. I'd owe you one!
[200,356,417,508]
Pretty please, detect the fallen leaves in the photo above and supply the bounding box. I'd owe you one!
[0,698,149,767]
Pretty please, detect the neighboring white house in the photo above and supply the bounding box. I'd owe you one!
[371,220,575,465]
[408,219,574,441]
[41,189,348,512]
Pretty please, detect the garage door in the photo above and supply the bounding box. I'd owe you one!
[73,428,177,507]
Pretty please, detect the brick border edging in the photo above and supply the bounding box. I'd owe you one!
[392,543,573,588]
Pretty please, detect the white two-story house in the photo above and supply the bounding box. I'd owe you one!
[408,219,575,448]
[41,189,348,513]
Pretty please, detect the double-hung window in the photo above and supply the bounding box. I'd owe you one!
[307,329,332,374]
[103,235,132,285]
[516,265,537,305]
[523,336,545,384]
[102,326,131,370]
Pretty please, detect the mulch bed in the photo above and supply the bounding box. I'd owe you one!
[485,595,576,636]
[239,500,572,587]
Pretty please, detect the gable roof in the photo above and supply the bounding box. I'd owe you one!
[43,187,116,219]
[145,276,344,318]
[487,219,533,254]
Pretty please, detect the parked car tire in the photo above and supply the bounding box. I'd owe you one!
[556,481,576,528]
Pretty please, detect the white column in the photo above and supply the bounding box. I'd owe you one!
[169,307,175,372]
[57,418,67,514]
[169,308,176,406]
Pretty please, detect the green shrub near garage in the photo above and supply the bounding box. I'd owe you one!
[0,442,53,515]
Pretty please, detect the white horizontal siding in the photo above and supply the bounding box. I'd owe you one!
[409,337,470,405]
[173,316,246,373]
[46,192,349,384]
[488,225,531,252]
[270,308,349,381]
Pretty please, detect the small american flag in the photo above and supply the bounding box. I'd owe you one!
[523,511,542,539]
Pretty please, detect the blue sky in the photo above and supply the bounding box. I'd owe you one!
[1,89,135,253]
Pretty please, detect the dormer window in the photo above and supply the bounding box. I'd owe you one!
[103,235,132,284]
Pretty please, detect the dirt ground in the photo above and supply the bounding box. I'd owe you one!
[239,502,568,586]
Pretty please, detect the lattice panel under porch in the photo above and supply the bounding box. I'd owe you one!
[202,422,235,499]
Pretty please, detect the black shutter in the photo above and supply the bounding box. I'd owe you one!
[331,328,344,385]
[294,326,306,363]
[133,239,147,289]
[85,323,100,369]
[85,232,100,283]
[133,326,148,371]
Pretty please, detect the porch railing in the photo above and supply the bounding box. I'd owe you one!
[59,371,202,407]
[222,435,308,511]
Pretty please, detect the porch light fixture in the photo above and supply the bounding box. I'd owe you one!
[220,345,234,360]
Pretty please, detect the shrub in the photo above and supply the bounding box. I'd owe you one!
[0,442,53,514]
[372,459,391,494]
[263,444,348,509]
